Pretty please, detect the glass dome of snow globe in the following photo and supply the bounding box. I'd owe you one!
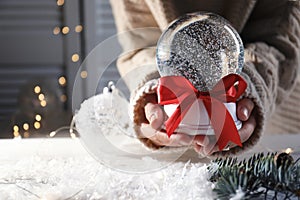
[156,12,244,92]
[156,12,245,136]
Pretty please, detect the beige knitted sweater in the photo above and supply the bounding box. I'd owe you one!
[110,0,300,155]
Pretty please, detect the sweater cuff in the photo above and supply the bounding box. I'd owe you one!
[130,78,161,150]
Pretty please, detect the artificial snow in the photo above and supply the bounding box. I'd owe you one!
[2,91,299,199]
[0,93,215,199]
[0,139,215,200]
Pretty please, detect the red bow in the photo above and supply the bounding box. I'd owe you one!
[157,74,247,150]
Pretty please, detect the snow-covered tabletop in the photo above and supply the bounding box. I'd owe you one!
[1,92,299,199]
[0,137,212,200]
[0,134,299,200]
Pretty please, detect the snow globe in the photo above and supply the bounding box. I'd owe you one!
[156,12,245,136]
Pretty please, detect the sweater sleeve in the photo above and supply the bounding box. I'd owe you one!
[109,0,161,92]
[215,0,300,156]
[110,0,300,155]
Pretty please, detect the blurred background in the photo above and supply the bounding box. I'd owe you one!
[0,0,120,138]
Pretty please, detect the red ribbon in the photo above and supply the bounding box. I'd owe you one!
[157,74,247,150]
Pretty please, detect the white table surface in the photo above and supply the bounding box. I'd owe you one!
[0,134,299,200]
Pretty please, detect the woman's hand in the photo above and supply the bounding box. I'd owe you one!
[140,103,194,147]
[139,98,256,155]
[193,98,256,155]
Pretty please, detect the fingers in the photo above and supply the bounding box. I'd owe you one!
[237,98,255,121]
[238,115,256,143]
[193,114,257,155]
[144,103,165,130]
[140,123,193,147]
[140,123,157,138]
[195,98,256,155]
[142,102,194,147]
[193,135,206,146]
[193,135,219,156]
[142,99,257,155]
[208,115,257,153]
[168,132,194,146]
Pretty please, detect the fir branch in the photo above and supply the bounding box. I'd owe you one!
[208,152,300,199]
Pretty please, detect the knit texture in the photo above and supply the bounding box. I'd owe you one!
[110,0,300,155]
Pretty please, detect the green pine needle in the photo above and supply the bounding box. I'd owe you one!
[208,152,300,199]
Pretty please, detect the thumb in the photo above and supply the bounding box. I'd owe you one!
[144,103,165,130]
[237,98,254,121]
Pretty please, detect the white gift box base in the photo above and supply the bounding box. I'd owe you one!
[164,100,242,136]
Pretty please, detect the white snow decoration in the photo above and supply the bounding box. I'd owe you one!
[75,89,135,138]
[71,90,215,199]
[74,90,205,173]
[0,138,215,199]
[230,186,245,200]
[1,86,299,198]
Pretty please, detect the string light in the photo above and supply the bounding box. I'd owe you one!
[34,86,41,94]
[58,76,66,86]
[53,27,61,35]
[75,25,83,33]
[80,70,88,79]
[13,131,20,138]
[38,93,45,101]
[23,123,29,131]
[35,114,42,122]
[13,0,73,137]
[13,125,20,138]
[49,131,56,137]
[13,125,19,132]
[40,100,47,107]
[284,148,293,154]
[56,0,64,6]
[34,122,41,129]
[60,94,67,102]
[70,133,76,139]
[72,54,80,62]
[62,26,69,34]
[24,132,30,138]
